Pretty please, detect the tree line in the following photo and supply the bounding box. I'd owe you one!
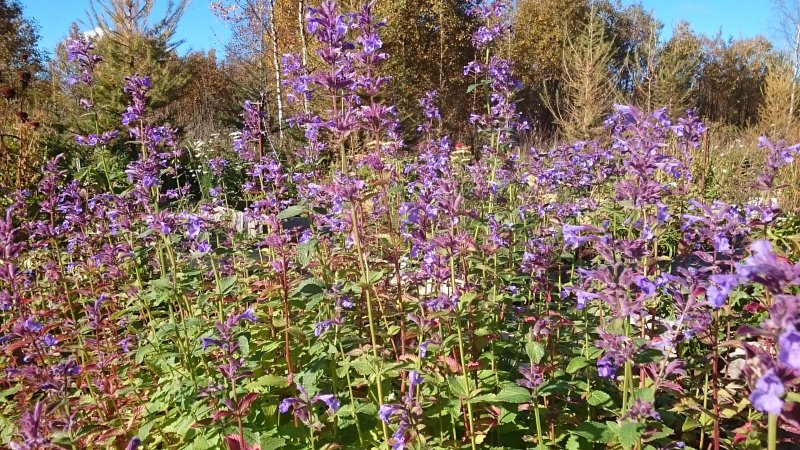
[0,0,798,191]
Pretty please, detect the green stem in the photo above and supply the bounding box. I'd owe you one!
[767,413,777,450]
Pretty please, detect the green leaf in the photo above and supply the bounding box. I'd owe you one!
[219,276,237,295]
[294,278,324,297]
[259,436,286,450]
[587,390,612,407]
[494,385,532,404]
[571,421,613,443]
[237,335,250,357]
[448,376,470,399]
[634,386,655,403]
[277,205,304,220]
[361,270,384,285]
[296,238,318,267]
[525,341,545,365]
[246,375,290,390]
[618,422,643,449]
[466,82,483,93]
[566,356,590,374]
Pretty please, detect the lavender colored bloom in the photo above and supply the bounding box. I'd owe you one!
[749,369,785,414]
[125,437,141,450]
[408,370,422,387]
[713,233,731,253]
[234,308,257,325]
[597,354,619,379]
[196,241,211,254]
[23,319,42,333]
[574,289,599,310]
[279,397,298,414]
[778,326,800,370]
[562,224,601,250]
[735,240,799,292]
[706,274,739,309]
[42,334,58,347]
[378,403,404,423]
[280,383,339,425]
[313,394,341,412]
[516,364,543,389]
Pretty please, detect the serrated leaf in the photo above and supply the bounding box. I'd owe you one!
[587,390,612,407]
[571,421,613,443]
[259,436,286,450]
[566,356,590,374]
[448,376,470,399]
[296,238,317,267]
[277,205,304,220]
[618,422,643,449]
[219,276,237,295]
[525,341,545,365]
[495,385,532,404]
[246,375,290,389]
[237,335,250,357]
[361,270,384,285]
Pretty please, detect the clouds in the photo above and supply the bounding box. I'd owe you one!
[82,26,104,39]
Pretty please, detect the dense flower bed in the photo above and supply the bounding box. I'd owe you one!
[2,1,800,449]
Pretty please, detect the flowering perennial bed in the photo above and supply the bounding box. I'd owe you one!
[2,1,800,449]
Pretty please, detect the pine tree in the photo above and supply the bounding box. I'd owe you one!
[85,0,191,129]
[759,57,798,139]
[545,9,615,140]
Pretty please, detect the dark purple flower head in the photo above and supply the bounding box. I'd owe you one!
[67,37,103,86]
[516,364,543,389]
[597,354,620,379]
[121,74,152,126]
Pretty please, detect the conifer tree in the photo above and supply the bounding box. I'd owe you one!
[85,0,191,129]
[546,8,615,140]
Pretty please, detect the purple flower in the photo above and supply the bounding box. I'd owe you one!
[778,326,800,370]
[279,397,298,414]
[562,224,601,250]
[196,241,211,254]
[23,319,42,333]
[313,394,341,412]
[42,334,58,347]
[735,240,799,292]
[233,308,257,325]
[749,369,785,414]
[379,404,404,423]
[712,233,731,254]
[706,274,739,309]
[597,354,619,379]
[125,437,141,450]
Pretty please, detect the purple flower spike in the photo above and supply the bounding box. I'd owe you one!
[237,308,258,324]
[749,369,785,414]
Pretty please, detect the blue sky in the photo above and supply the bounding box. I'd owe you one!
[629,0,776,43]
[20,0,232,57]
[20,0,781,58]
